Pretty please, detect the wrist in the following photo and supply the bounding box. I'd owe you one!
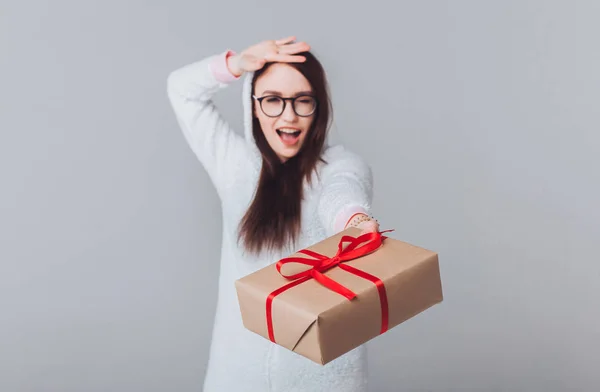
[344,213,372,229]
[226,53,243,77]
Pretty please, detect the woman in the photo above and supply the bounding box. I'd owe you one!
[167,36,380,392]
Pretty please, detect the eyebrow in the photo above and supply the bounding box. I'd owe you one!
[260,90,313,97]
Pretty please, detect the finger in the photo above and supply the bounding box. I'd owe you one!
[275,36,296,45]
[277,42,310,54]
[264,53,307,63]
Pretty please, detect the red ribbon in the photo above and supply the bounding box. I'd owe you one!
[266,230,393,343]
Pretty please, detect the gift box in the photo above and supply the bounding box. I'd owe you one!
[234,227,443,365]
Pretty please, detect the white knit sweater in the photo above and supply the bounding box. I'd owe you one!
[167,52,374,392]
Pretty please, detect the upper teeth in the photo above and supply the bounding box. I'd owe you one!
[279,128,299,134]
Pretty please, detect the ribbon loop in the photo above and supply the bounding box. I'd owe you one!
[275,230,393,298]
[267,229,394,343]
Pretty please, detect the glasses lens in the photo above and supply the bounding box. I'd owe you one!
[261,96,284,116]
[294,96,317,116]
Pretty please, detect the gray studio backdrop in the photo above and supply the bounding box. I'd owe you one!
[1,1,599,391]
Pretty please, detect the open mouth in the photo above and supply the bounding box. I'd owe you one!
[276,128,302,146]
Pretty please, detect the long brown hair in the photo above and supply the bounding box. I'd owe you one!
[237,51,333,255]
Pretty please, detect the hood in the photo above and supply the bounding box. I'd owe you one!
[240,70,330,156]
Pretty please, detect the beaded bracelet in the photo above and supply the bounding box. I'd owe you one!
[344,213,376,229]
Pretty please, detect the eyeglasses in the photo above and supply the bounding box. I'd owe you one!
[252,94,318,117]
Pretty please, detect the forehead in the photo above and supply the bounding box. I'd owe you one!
[255,63,312,95]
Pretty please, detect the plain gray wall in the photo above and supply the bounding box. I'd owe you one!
[1,0,599,391]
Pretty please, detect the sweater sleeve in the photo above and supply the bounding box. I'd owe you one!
[317,147,374,237]
[166,50,245,198]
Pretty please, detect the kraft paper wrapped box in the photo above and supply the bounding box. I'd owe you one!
[234,227,443,365]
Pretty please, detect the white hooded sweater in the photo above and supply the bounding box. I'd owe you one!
[167,50,374,392]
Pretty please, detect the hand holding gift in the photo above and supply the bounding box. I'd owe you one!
[356,218,380,235]
[342,211,381,235]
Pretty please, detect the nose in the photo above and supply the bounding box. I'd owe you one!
[281,101,298,122]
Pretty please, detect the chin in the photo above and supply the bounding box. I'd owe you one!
[277,153,297,162]
[276,148,302,162]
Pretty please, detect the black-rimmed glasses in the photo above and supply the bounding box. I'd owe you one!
[252,94,318,117]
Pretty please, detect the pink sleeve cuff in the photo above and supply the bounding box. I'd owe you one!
[333,205,369,233]
[209,50,241,83]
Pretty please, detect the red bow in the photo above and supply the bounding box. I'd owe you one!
[266,230,393,343]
